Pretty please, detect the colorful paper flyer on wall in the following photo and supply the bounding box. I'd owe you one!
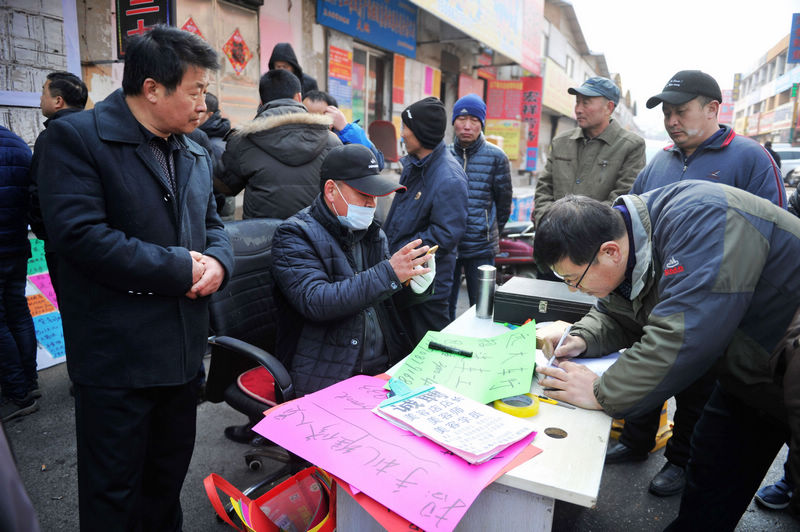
[26,236,66,370]
[253,375,539,532]
[328,45,353,122]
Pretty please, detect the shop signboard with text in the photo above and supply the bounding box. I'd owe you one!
[116,0,172,59]
[486,80,522,160]
[316,0,417,57]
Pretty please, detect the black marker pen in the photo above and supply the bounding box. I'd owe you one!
[428,341,473,358]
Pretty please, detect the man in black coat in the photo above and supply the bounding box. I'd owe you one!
[38,26,233,531]
[272,144,434,396]
[28,71,88,295]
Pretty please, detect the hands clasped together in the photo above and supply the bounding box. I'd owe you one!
[389,239,436,295]
[186,250,225,299]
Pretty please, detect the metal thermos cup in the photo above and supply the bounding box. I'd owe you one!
[475,265,496,319]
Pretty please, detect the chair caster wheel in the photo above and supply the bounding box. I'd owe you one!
[247,457,262,471]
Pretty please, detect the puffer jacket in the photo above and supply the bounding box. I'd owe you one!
[221,99,340,219]
[268,43,318,96]
[449,133,512,257]
[632,125,785,208]
[382,141,468,303]
[0,126,32,258]
[570,180,800,421]
[271,195,419,395]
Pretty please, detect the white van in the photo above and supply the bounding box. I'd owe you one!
[770,144,800,186]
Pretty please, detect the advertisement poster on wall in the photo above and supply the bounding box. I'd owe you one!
[328,45,354,122]
[485,80,523,160]
[521,77,543,171]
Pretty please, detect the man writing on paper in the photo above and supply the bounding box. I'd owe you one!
[533,183,800,530]
[271,144,435,396]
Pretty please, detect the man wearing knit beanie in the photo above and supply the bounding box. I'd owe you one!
[448,94,512,321]
[383,97,469,342]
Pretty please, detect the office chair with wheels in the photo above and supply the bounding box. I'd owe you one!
[205,218,300,491]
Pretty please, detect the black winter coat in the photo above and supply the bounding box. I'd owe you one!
[383,141,468,303]
[450,133,513,257]
[29,107,83,243]
[271,195,419,396]
[38,89,234,388]
[221,99,340,220]
[0,126,31,258]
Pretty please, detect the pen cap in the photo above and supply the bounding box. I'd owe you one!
[475,265,496,319]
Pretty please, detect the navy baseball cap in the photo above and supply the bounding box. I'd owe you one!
[568,77,620,105]
[321,144,405,197]
[646,70,722,109]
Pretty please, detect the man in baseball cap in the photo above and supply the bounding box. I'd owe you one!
[609,69,785,500]
[271,143,436,396]
[534,76,645,228]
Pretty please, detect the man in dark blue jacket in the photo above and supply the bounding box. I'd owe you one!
[448,94,512,320]
[383,97,468,342]
[0,126,38,423]
[38,27,233,531]
[272,144,434,396]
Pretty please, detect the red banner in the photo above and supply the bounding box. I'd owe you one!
[521,77,543,171]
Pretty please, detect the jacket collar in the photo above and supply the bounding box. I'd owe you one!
[665,124,734,157]
[613,194,653,300]
[309,194,380,249]
[44,107,83,128]
[403,140,446,169]
[94,89,204,156]
[569,118,620,144]
[454,132,486,156]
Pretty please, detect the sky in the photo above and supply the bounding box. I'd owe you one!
[569,0,800,137]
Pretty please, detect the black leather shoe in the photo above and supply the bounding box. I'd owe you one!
[605,440,648,464]
[224,423,255,444]
[649,462,686,497]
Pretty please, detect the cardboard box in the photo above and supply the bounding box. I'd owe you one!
[493,277,596,326]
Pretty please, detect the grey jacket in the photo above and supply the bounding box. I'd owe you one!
[221,99,340,219]
[534,119,645,227]
[571,181,800,420]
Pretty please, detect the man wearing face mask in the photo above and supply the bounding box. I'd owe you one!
[271,144,435,396]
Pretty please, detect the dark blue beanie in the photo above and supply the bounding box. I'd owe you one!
[452,93,486,127]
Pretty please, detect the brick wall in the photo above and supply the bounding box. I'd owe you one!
[0,0,67,145]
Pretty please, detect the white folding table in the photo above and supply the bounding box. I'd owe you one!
[336,307,612,531]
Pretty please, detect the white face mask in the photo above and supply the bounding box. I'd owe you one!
[333,183,375,230]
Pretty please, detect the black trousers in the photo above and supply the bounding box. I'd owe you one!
[400,297,450,345]
[74,382,198,532]
[666,385,789,531]
[619,370,717,467]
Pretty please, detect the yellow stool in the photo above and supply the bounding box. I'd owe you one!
[609,401,673,453]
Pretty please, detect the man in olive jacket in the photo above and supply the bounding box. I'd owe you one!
[38,27,233,531]
[534,182,800,530]
[533,77,645,228]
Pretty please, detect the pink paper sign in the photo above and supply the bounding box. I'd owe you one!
[253,375,537,532]
[29,272,58,309]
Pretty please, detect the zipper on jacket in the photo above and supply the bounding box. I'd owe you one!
[485,209,490,241]
[462,147,468,171]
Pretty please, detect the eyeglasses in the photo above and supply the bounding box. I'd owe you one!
[553,244,602,289]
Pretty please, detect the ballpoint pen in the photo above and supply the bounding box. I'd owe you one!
[537,395,576,409]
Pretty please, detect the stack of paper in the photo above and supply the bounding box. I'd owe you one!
[374,383,536,464]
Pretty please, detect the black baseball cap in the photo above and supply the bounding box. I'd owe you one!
[646,70,722,109]
[320,144,406,197]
